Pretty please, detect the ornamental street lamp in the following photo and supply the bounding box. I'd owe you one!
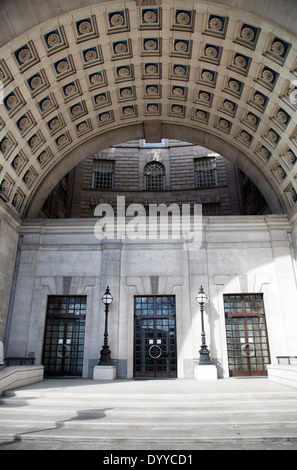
[99,286,113,365]
[196,285,211,365]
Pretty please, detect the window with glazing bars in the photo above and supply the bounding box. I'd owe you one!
[92,160,115,189]
[195,157,218,188]
[144,161,165,190]
[202,203,221,215]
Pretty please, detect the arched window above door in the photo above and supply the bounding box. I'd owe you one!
[144,161,165,190]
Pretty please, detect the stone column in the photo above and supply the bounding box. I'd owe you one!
[267,214,297,356]
[0,340,3,364]
[289,207,297,264]
[0,201,21,348]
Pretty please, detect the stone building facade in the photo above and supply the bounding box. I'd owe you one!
[40,139,269,219]
[72,140,242,218]
[5,213,296,380]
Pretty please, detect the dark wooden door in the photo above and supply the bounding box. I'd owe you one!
[134,296,177,378]
[224,294,270,376]
[42,296,86,377]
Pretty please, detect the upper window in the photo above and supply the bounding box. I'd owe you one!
[92,160,115,190]
[144,161,165,190]
[195,157,218,188]
[47,296,87,318]
[142,139,166,148]
[202,203,221,216]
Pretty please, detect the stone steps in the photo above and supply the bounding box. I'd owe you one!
[0,378,297,450]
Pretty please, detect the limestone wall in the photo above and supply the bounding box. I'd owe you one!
[5,214,297,379]
[0,201,21,346]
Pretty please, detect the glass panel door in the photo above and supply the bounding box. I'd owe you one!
[134,296,177,378]
[42,296,86,377]
[224,294,270,376]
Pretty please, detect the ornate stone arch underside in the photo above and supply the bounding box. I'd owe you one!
[1,0,297,217]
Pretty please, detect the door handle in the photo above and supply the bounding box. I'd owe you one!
[148,344,162,359]
[57,344,70,358]
[241,343,255,358]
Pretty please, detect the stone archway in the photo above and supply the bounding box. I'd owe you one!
[0,0,296,220]
[25,122,284,217]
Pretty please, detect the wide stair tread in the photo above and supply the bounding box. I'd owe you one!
[1,379,297,449]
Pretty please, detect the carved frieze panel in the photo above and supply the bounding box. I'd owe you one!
[53,55,76,81]
[81,46,104,69]
[106,10,130,34]
[11,151,28,176]
[68,101,88,122]
[3,88,25,117]
[200,43,222,65]
[202,14,229,39]
[15,111,36,137]
[26,70,50,98]
[194,89,214,107]
[169,63,190,81]
[191,108,210,124]
[0,59,13,87]
[37,94,59,118]
[139,7,162,30]
[13,41,39,72]
[93,91,112,110]
[37,148,53,169]
[55,131,72,151]
[62,79,82,103]
[263,34,291,66]
[170,9,195,32]
[118,86,137,102]
[233,22,261,50]
[222,76,244,98]
[114,65,134,83]
[142,62,162,79]
[88,70,108,90]
[121,105,138,119]
[97,110,115,127]
[74,16,99,43]
[46,114,66,136]
[75,119,93,137]
[43,26,68,55]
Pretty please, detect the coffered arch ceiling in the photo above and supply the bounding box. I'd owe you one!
[1,0,297,217]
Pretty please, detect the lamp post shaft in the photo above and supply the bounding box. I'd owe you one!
[200,303,206,346]
[99,289,112,365]
[198,290,211,365]
[103,304,109,346]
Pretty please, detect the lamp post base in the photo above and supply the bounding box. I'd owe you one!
[199,352,212,365]
[99,345,112,365]
[93,365,117,381]
[199,343,212,365]
[194,364,218,381]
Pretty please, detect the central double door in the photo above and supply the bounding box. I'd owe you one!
[134,296,177,378]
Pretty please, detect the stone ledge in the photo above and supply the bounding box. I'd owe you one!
[194,364,218,381]
[93,365,117,381]
[267,364,297,389]
[0,365,44,396]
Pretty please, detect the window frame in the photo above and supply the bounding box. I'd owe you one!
[195,156,218,188]
[92,159,115,190]
[144,161,166,190]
